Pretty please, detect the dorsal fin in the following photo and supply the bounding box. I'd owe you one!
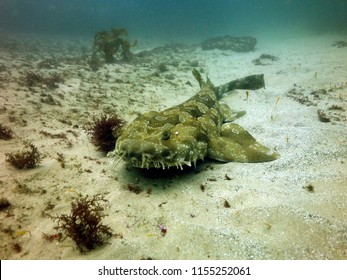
[192,68,215,91]
[192,68,204,89]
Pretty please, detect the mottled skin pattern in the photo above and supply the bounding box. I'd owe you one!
[114,70,278,169]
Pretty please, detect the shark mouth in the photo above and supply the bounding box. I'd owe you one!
[115,138,205,169]
[118,151,197,170]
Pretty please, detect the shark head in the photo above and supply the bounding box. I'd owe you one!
[115,109,209,169]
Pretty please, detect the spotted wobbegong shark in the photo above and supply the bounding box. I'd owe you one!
[113,69,279,169]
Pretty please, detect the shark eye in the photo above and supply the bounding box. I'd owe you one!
[161,130,171,140]
[161,149,170,157]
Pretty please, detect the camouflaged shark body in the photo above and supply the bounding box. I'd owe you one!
[114,70,278,169]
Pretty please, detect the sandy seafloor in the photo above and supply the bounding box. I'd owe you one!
[0,31,346,260]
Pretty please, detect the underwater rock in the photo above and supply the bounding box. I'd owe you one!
[332,40,347,48]
[201,36,257,52]
[252,54,279,66]
[317,109,331,122]
[0,124,14,140]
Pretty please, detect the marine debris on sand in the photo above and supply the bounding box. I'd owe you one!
[286,85,347,123]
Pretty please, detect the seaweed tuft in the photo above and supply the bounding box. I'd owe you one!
[92,28,135,63]
[23,71,64,89]
[5,141,42,169]
[0,197,11,211]
[51,194,113,252]
[85,114,125,153]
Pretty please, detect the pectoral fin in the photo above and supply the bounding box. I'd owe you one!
[208,123,279,163]
[220,103,246,122]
